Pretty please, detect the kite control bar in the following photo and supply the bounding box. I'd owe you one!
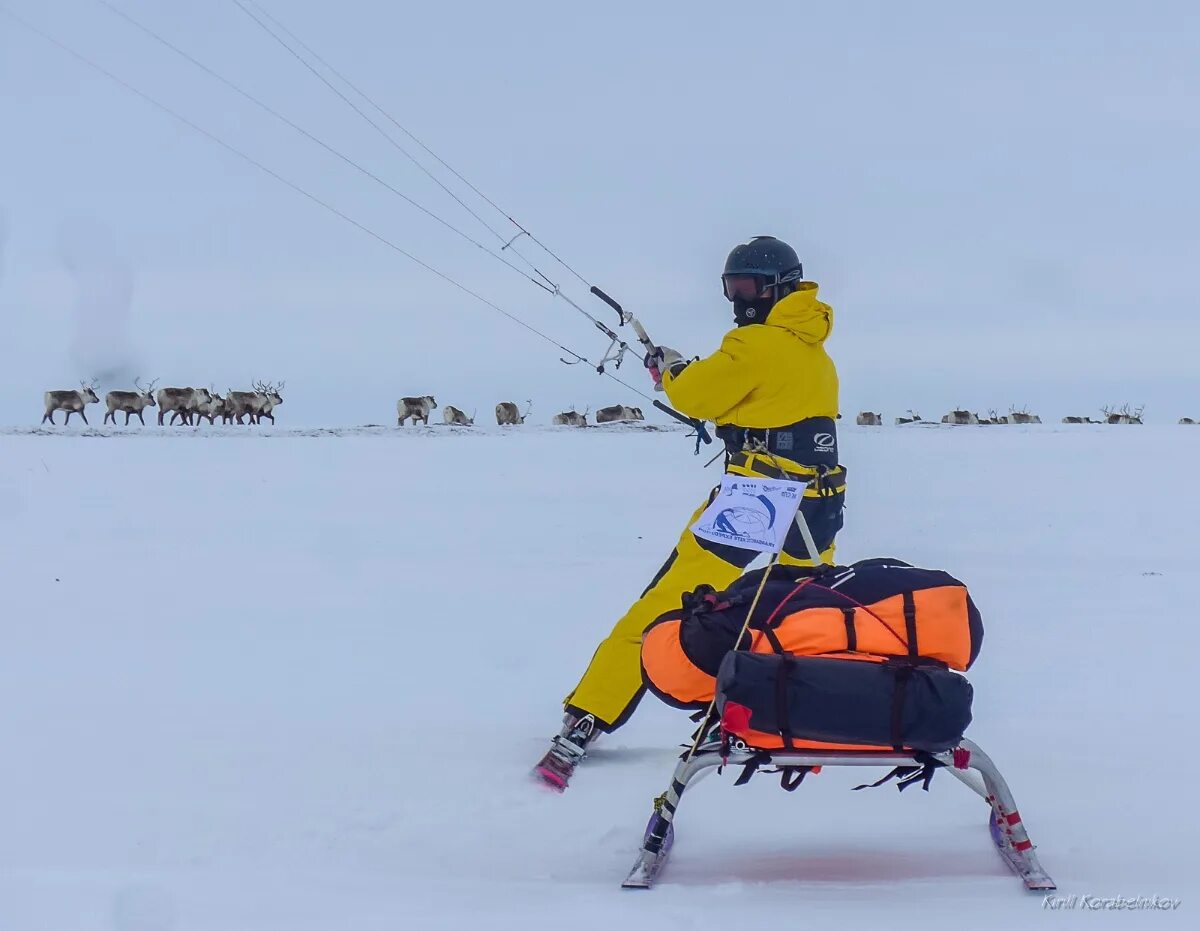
[589,286,712,447]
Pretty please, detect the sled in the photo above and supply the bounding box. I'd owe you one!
[621,736,1055,891]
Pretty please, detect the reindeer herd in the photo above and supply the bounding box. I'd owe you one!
[856,404,1178,426]
[39,383,647,430]
[39,384,1194,431]
[41,379,285,427]
[395,397,645,428]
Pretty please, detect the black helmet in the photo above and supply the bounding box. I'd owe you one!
[721,236,803,326]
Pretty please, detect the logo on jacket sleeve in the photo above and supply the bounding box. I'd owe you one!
[814,432,835,453]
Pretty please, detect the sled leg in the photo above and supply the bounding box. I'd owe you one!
[947,739,1056,891]
[622,748,728,889]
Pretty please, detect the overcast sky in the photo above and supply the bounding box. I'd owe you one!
[2,0,1197,425]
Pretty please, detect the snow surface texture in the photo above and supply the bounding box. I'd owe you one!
[1,424,1194,929]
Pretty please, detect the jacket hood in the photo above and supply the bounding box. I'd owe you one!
[767,282,832,344]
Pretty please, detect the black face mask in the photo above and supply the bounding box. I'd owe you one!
[733,296,775,327]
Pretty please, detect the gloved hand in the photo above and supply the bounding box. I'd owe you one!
[657,346,684,369]
[648,346,685,391]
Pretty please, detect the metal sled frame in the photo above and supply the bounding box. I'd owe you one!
[622,737,1056,891]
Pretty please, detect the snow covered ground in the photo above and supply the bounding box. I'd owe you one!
[1,423,1195,929]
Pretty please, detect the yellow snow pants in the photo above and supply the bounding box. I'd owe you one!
[564,454,846,730]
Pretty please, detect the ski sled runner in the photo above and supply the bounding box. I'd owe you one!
[627,552,1054,891]
[622,736,1056,892]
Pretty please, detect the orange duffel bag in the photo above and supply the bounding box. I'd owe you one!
[641,557,983,710]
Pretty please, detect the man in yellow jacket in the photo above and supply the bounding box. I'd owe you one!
[534,236,846,790]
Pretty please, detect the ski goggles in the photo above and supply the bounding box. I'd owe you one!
[721,274,769,301]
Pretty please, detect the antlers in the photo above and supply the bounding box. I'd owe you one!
[1102,404,1145,422]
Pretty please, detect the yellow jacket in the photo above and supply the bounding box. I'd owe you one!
[662,282,838,428]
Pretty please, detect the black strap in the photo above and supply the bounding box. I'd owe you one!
[761,625,786,655]
[853,753,943,792]
[842,606,857,651]
[902,590,919,656]
[733,760,759,786]
[679,584,719,616]
[732,757,812,792]
[733,751,772,786]
[883,656,946,753]
[853,766,919,791]
[775,655,795,750]
[889,663,912,751]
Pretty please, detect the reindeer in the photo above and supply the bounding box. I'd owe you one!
[595,404,645,424]
[169,385,222,426]
[941,409,980,425]
[855,411,883,426]
[397,395,437,426]
[157,387,210,426]
[104,377,158,425]
[42,380,100,425]
[1002,405,1042,425]
[894,410,923,425]
[191,387,228,426]
[221,381,283,425]
[552,406,590,427]
[225,387,262,425]
[1062,415,1100,424]
[1180,418,1196,425]
[1103,404,1144,425]
[442,406,475,426]
[496,400,532,425]
[221,393,239,425]
[251,381,285,425]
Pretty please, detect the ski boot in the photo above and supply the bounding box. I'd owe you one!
[532,712,598,792]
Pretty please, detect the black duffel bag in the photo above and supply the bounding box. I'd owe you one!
[715,652,973,752]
